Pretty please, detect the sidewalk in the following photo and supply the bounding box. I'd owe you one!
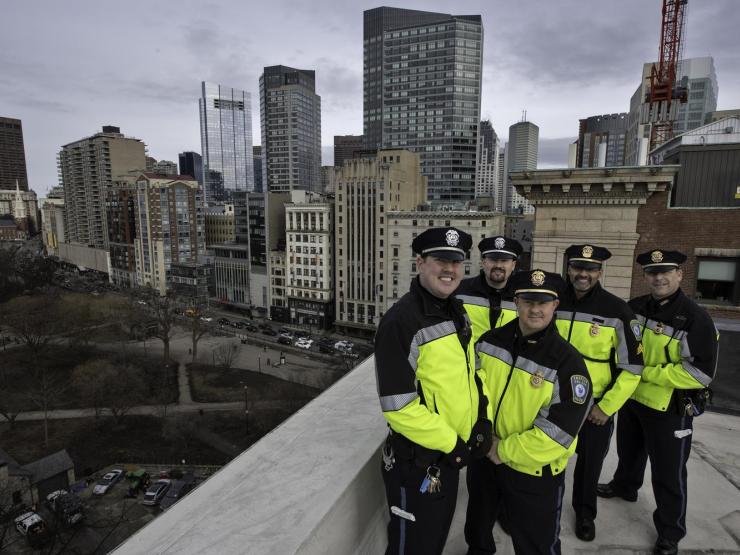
[444,410,740,554]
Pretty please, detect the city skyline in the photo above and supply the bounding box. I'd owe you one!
[2,0,738,194]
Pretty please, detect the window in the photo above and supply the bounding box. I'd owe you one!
[696,258,738,305]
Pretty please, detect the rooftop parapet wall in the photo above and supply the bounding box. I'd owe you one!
[510,166,679,301]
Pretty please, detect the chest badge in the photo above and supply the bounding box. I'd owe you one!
[655,322,664,335]
[530,371,544,388]
[590,322,600,336]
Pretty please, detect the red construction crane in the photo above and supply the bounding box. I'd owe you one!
[646,0,689,151]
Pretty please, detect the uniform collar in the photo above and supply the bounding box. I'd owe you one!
[565,279,602,304]
[411,276,458,317]
[646,288,685,319]
[515,318,556,349]
[477,270,512,297]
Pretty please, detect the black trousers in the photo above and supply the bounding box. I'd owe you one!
[572,416,614,520]
[381,455,459,555]
[612,399,693,542]
[465,458,565,554]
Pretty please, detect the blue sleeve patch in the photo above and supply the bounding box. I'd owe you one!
[571,374,590,405]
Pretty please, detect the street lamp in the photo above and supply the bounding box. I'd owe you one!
[244,386,249,435]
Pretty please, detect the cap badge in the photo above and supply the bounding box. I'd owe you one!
[494,237,505,249]
[445,229,460,247]
[651,250,664,263]
[531,270,545,286]
[530,371,544,388]
[582,245,593,258]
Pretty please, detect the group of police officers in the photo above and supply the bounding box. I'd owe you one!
[374,227,719,555]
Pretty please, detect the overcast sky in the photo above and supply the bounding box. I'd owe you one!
[2,0,738,194]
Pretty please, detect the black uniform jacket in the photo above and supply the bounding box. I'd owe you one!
[628,288,718,412]
[374,277,485,456]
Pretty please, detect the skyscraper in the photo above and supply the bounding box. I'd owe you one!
[179,151,203,185]
[58,126,146,250]
[476,120,500,202]
[333,135,364,169]
[259,66,321,193]
[0,116,29,191]
[363,7,484,205]
[252,145,263,192]
[625,56,718,165]
[506,120,538,214]
[577,113,628,167]
[199,82,254,204]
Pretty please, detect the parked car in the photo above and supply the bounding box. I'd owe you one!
[232,321,245,329]
[46,490,84,526]
[200,316,213,323]
[217,317,230,326]
[125,469,151,496]
[243,322,258,332]
[278,327,293,336]
[159,473,196,511]
[93,468,124,495]
[318,342,334,354]
[295,330,311,339]
[14,512,49,547]
[261,327,277,336]
[142,479,171,506]
[294,338,313,350]
[278,334,292,345]
[334,340,355,353]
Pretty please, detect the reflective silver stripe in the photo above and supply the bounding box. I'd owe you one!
[501,300,517,311]
[613,319,642,374]
[620,364,643,375]
[407,320,457,371]
[456,294,489,308]
[380,392,418,412]
[477,341,514,366]
[682,361,712,387]
[556,310,573,321]
[538,376,561,421]
[517,357,558,383]
[636,314,646,325]
[534,416,575,448]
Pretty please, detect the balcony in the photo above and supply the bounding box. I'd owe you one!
[112,355,740,554]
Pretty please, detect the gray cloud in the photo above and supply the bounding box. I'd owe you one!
[538,137,577,168]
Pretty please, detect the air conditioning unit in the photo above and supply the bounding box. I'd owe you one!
[724,126,735,134]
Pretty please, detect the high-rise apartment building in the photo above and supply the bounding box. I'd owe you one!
[476,120,501,203]
[625,57,718,165]
[133,173,205,294]
[283,195,334,329]
[252,146,264,192]
[0,117,28,191]
[106,176,138,288]
[506,120,538,214]
[199,82,254,204]
[577,113,628,167]
[334,150,427,334]
[363,7,483,205]
[259,66,321,193]
[205,204,235,246]
[58,126,146,250]
[152,159,178,176]
[334,135,364,169]
[178,151,203,186]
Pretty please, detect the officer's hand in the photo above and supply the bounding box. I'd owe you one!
[468,419,493,459]
[588,404,609,426]
[444,437,472,469]
[487,436,502,465]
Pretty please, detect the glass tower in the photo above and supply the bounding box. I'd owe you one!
[199,82,254,205]
[363,8,483,205]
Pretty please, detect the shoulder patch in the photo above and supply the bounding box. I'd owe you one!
[570,374,590,405]
[630,319,642,341]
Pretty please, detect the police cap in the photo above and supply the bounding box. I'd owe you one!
[412,227,472,261]
[478,236,522,260]
[566,244,612,270]
[636,249,687,273]
[510,269,564,301]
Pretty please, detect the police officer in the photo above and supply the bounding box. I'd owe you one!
[465,270,593,555]
[375,227,493,555]
[556,244,644,542]
[456,235,523,343]
[597,249,718,555]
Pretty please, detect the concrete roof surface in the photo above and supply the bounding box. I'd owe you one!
[444,410,740,554]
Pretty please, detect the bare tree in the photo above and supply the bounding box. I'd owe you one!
[183,305,211,361]
[0,362,26,428]
[130,288,179,362]
[71,359,113,421]
[24,364,68,447]
[105,364,147,425]
[214,341,240,370]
